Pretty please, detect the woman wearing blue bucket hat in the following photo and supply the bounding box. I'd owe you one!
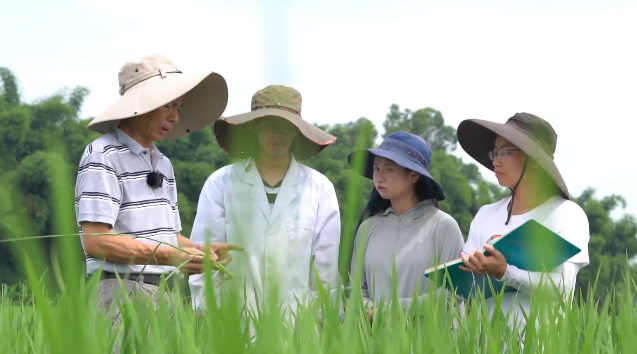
[346,131,465,323]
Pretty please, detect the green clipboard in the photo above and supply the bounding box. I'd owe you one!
[424,219,581,299]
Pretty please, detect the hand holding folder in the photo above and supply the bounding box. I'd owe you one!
[459,243,508,280]
[424,219,582,300]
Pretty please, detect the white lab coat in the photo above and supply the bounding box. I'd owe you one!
[188,155,341,319]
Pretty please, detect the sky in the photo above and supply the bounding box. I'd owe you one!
[1,0,636,219]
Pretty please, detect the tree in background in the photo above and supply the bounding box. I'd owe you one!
[574,188,637,303]
[0,67,634,302]
[0,68,98,288]
[382,104,508,234]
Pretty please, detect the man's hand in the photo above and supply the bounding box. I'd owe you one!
[195,242,244,266]
[366,306,377,325]
[165,247,213,275]
[459,244,508,279]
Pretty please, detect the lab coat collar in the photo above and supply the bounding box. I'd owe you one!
[240,154,301,222]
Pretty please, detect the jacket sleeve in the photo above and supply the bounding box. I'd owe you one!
[350,221,373,309]
[188,172,226,313]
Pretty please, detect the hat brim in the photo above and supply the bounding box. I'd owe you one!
[347,148,446,201]
[457,119,569,199]
[213,108,336,160]
[87,71,228,139]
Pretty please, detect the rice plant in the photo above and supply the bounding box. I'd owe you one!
[0,148,635,354]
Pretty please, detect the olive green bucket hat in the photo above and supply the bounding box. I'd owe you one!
[213,85,337,160]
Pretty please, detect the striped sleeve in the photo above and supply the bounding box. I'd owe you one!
[75,151,122,228]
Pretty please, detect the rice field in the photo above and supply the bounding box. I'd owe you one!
[0,261,636,354]
[1,149,635,354]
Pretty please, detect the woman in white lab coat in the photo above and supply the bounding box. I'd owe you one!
[188,85,342,324]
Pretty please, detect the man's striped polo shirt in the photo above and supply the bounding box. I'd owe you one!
[74,127,181,276]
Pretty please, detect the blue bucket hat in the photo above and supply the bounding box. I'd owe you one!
[347,131,446,201]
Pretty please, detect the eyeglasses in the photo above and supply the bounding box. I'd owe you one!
[489,149,521,161]
[255,117,296,132]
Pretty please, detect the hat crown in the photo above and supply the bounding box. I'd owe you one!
[506,112,558,157]
[251,85,302,116]
[117,53,180,96]
[380,131,432,168]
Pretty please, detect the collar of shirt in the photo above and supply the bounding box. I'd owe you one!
[243,154,300,186]
[377,199,435,219]
[113,127,162,156]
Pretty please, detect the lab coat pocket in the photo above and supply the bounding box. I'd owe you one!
[287,220,314,253]
[287,220,314,289]
[287,219,315,283]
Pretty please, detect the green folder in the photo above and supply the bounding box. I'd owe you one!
[424,219,581,300]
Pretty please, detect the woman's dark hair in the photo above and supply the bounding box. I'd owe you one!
[416,177,440,208]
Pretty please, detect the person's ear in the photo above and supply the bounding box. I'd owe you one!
[411,172,420,183]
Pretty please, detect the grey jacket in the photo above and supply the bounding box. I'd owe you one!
[350,200,465,310]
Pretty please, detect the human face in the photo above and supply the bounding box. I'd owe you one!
[147,96,184,141]
[372,156,419,200]
[491,135,526,188]
[124,95,185,144]
[253,116,299,158]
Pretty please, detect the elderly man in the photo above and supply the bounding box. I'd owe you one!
[75,53,241,320]
[188,85,342,323]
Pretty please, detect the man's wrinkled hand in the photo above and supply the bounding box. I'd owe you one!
[195,242,244,266]
[166,247,212,275]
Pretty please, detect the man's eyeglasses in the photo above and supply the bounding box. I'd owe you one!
[489,149,521,161]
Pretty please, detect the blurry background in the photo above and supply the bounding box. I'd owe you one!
[1,0,635,302]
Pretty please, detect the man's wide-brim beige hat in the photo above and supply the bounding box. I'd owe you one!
[87,53,228,139]
[213,84,336,160]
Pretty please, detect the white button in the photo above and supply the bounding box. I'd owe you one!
[267,229,273,235]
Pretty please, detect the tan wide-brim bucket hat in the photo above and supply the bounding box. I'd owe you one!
[87,53,228,139]
[213,85,336,160]
[457,112,569,199]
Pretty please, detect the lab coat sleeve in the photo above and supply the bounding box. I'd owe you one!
[188,172,226,313]
[309,179,341,303]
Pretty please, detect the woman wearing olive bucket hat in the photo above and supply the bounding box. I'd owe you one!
[188,85,341,326]
[347,131,465,324]
[75,53,241,328]
[457,112,590,332]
